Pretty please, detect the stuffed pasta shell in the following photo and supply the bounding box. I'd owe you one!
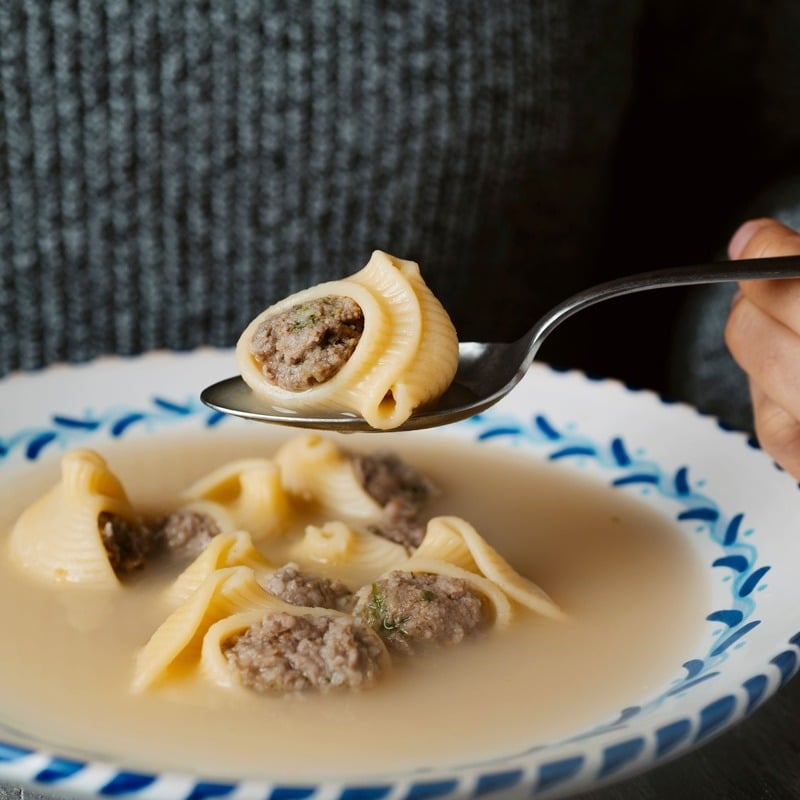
[352,558,512,655]
[236,250,459,430]
[135,564,388,694]
[414,516,565,620]
[8,449,151,589]
[179,458,290,540]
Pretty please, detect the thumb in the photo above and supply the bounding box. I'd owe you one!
[728,217,800,260]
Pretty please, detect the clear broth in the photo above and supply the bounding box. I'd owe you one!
[0,428,708,781]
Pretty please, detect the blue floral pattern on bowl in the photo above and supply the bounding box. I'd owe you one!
[0,351,798,800]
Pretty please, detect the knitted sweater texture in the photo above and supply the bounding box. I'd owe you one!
[1,1,799,429]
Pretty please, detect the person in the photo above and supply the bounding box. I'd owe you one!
[1,0,800,477]
[725,217,800,480]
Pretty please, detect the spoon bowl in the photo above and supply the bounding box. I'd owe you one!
[201,255,800,432]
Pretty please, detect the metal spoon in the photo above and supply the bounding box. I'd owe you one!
[201,255,800,432]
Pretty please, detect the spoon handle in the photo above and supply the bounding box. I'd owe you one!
[523,254,800,369]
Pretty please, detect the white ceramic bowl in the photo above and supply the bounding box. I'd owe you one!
[0,350,798,799]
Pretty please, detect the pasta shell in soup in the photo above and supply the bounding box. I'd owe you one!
[415,516,565,620]
[8,449,146,589]
[236,251,459,430]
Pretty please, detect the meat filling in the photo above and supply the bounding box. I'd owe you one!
[262,563,354,611]
[223,612,386,692]
[152,510,221,560]
[250,296,364,391]
[98,511,154,575]
[353,451,437,547]
[353,571,485,655]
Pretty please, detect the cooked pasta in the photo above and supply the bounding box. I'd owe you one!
[180,458,290,540]
[289,521,407,586]
[236,250,459,429]
[165,531,275,606]
[133,565,280,691]
[8,449,142,589]
[9,435,563,698]
[274,433,383,521]
[414,516,565,620]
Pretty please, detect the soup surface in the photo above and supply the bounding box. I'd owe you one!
[0,427,708,781]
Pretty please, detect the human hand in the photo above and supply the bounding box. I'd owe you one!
[726,217,800,479]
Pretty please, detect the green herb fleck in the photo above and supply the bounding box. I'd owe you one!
[421,590,436,602]
[367,583,407,634]
[290,306,319,332]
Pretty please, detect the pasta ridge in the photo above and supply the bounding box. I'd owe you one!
[166,531,275,605]
[415,517,565,620]
[181,458,290,540]
[8,450,135,589]
[133,565,279,692]
[235,250,458,429]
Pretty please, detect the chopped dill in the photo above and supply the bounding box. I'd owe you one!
[289,305,319,331]
[367,583,407,634]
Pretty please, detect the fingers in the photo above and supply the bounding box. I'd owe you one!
[725,217,800,478]
[725,292,800,418]
[728,218,800,332]
[749,384,800,479]
[728,217,800,260]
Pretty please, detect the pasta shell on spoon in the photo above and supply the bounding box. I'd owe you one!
[236,250,459,430]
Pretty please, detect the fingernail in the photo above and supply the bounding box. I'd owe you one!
[728,219,771,259]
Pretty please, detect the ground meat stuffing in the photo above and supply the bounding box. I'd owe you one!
[353,571,485,655]
[223,612,386,692]
[152,510,221,560]
[98,511,154,575]
[249,295,364,391]
[352,451,437,547]
[262,563,354,611]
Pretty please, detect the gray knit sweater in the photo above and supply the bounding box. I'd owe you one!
[1,0,799,431]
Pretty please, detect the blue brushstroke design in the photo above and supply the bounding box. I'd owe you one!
[739,566,770,597]
[25,431,57,460]
[770,650,798,688]
[610,437,630,466]
[35,758,85,783]
[706,610,743,627]
[477,427,522,441]
[269,788,317,800]
[474,769,524,797]
[99,772,157,796]
[110,413,146,437]
[535,756,584,793]
[612,473,659,486]
[598,739,646,778]
[674,466,690,496]
[654,719,692,757]
[0,370,790,800]
[681,659,705,679]
[695,696,737,741]
[549,445,596,460]
[51,416,100,430]
[724,513,744,545]
[338,787,392,800]
[677,507,719,523]
[152,397,193,415]
[404,780,460,800]
[533,414,560,440]
[185,782,237,800]
[710,620,761,657]
[742,674,769,713]
[712,555,749,573]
